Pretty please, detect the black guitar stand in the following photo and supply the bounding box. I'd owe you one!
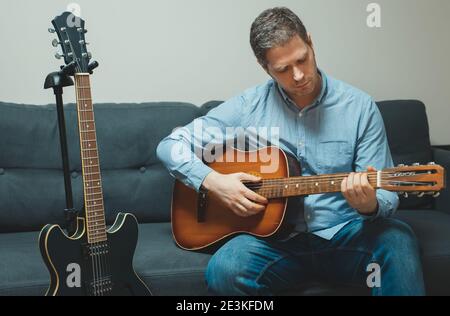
[44,62,83,236]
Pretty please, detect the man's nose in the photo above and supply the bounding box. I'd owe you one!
[293,67,304,82]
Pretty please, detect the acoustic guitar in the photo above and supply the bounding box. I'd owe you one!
[39,12,151,296]
[172,146,445,250]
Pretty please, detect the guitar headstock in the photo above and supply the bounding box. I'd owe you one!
[380,163,446,198]
[49,11,97,74]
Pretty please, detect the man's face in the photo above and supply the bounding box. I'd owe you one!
[264,35,319,99]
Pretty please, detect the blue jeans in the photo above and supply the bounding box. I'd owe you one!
[205,217,425,296]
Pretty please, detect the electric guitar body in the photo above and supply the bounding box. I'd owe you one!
[39,213,150,296]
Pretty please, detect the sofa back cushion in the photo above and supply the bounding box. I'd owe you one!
[0,102,201,233]
[376,100,434,209]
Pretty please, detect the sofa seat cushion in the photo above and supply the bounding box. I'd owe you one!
[0,222,211,296]
[393,210,450,295]
[1,213,449,296]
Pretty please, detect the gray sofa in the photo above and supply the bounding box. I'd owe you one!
[0,99,449,295]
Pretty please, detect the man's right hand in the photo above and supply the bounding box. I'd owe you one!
[201,171,268,217]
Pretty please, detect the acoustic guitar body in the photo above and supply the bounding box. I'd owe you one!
[171,147,304,250]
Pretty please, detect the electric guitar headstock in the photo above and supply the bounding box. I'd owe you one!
[379,162,446,198]
[49,11,98,75]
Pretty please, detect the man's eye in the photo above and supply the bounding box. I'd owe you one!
[278,68,288,73]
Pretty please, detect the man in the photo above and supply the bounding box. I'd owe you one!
[157,7,425,295]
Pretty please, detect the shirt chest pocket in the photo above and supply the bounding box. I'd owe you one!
[315,140,354,173]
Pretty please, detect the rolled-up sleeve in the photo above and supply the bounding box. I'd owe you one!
[156,95,245,192]
[353,100,400,219]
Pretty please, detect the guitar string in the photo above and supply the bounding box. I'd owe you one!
[240,171,434,185]
[78,74,104,295]
[243,180,436,192]
[66,32,97,295]
[82,74,110,295]
[241,174,435,189]
[75,73,98,296]
[242,177,433,188]
[78,74,101,296]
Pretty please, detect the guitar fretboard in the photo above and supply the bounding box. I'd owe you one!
[75,74,107,244]
[248,172,380,198]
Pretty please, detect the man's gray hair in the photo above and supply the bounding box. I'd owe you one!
[250,7,308,68]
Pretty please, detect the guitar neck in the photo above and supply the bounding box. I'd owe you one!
[250,172,380,198]
[74,74,107,244]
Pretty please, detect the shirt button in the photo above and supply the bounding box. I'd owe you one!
[298,112,303,118]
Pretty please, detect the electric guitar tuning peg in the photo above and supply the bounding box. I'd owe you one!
[55,52,64,59]
[48,28,56,33]
[403,192,409,198]
[412,163,420,166]
[428,162,436,165]
[397,164,406,167]
[433,192,440,198]
[417,192,425,198]
[52,39,60,47]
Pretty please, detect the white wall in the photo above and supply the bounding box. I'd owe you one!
[1,0,449,144]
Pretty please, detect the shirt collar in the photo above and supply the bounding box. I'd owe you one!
[277,68,328,112]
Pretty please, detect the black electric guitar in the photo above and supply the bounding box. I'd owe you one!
[39,11,151,296]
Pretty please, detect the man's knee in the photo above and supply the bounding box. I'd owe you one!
[205,234,258,295]
[371,218,421,262]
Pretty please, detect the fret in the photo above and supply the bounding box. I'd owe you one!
[86,185,101,189]
[85,200,103,206]
[86,197,103,202]
[80,129,96,133]
[88,232,107,238]
[81,138,97,142]
[83,164,100,168]
[88,238,108,244]
[80,119,95,123]
[76,86,91,89]
[85,193,103,199]
[87,223,106,229]
[85,212,104,218]
[82,148,98,152]
[86,216,105,222]
[78,98,92,101]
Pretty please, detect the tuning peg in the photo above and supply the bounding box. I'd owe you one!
[55,52,64,59]
[88,60,99,73]
[397,164,406,167]
[403,192,409,198]
[433,192,440,198]
[417,192,425,198]
[51,39,60,47]
[82,52,92,59]
[77,27,87,33]
[78,40,89,45]
[412,163,420,166]
[428,162,436,165]
[48,28,56,33]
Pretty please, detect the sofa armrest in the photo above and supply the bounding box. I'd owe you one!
[433,147,450,214]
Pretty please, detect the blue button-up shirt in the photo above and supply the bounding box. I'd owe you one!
[157,70,399,240]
